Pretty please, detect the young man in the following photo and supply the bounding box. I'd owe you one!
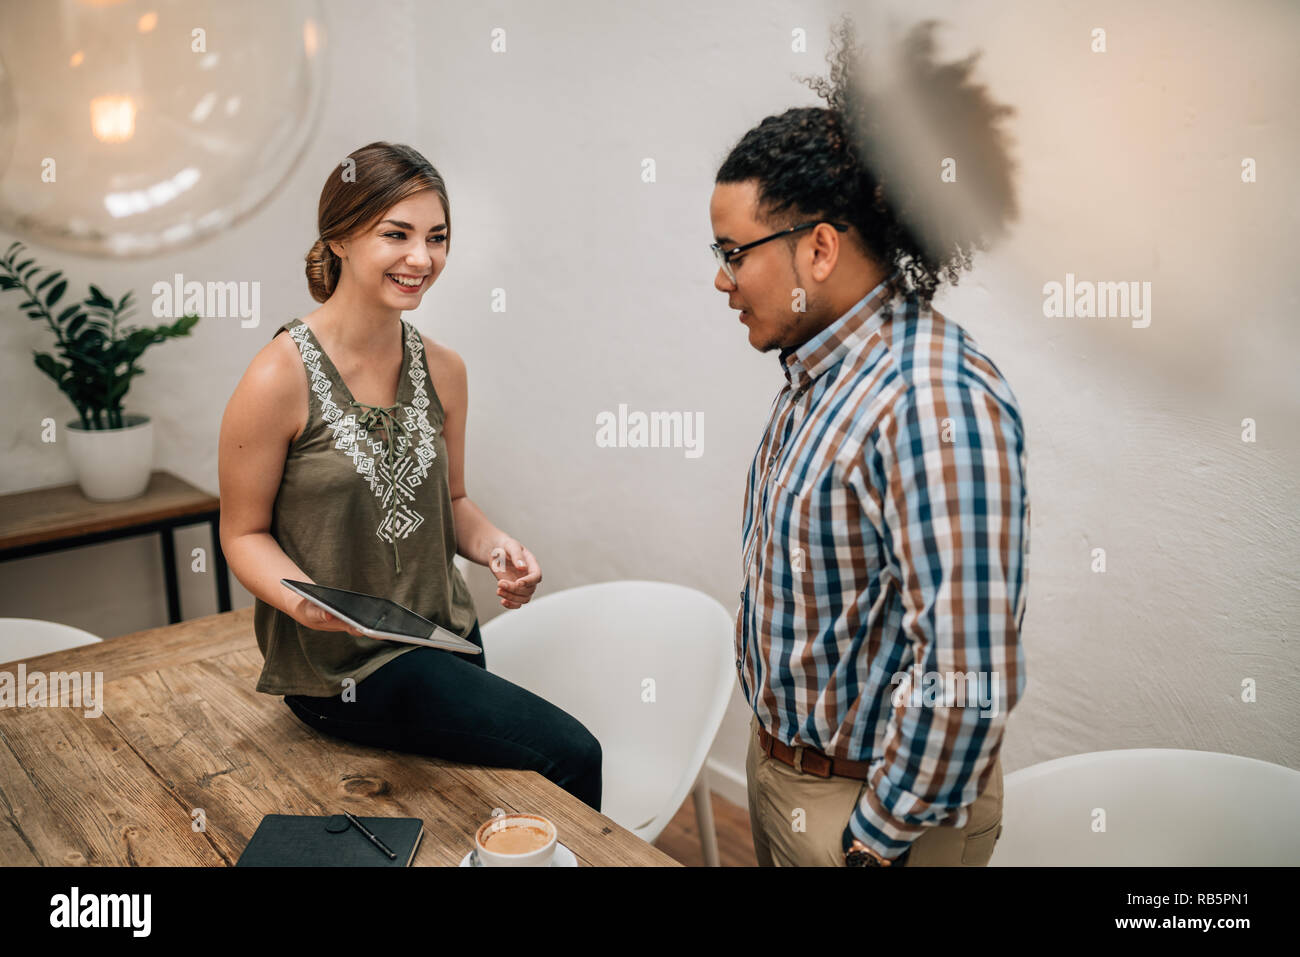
[711,23,1027,867]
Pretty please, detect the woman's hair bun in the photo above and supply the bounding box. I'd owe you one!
[304,237,338,304]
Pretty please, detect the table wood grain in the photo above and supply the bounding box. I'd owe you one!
[0,607,680,867]
[0,470,218,551]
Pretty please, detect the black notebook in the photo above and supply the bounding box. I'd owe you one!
[236,814,425,867]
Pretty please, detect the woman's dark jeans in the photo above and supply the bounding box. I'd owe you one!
[283,620,602,811]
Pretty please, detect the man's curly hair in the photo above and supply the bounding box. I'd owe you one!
[716,17,1019,306]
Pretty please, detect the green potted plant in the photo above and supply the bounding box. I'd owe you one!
[1,240,199,501]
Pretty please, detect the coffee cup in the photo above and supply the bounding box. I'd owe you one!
[474,813,557,867]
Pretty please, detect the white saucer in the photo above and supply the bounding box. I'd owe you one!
[459,842,577,867]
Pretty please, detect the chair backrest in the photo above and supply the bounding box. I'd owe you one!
[990,748,1300,865]
[0,618,102,666]
[479,580,735,839]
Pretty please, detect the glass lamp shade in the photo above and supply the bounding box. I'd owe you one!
[0,0,326,258]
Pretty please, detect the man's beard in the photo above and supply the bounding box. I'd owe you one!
[772,296,825,351]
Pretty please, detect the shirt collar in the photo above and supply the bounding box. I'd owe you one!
[778,273,896,389]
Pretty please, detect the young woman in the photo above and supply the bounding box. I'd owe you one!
[217,141,601,810]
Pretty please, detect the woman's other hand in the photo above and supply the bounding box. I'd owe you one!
[488,539,541,609]
[292,596,367,637]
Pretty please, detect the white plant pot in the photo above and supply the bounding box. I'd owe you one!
[64,413,154,502]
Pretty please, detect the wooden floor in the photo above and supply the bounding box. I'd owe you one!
[651,790,759,867]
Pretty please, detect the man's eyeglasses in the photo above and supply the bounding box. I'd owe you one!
[710,221,849,283]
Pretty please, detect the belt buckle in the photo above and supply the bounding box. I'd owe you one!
[787,741,833,777]
[800,747,832,778]
[800,748,832,780]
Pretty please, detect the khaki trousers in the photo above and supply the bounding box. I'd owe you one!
[745,714,1004,866]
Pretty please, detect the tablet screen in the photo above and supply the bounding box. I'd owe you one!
[286,580,435,639]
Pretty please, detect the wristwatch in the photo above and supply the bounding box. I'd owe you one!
[844,838,908,867]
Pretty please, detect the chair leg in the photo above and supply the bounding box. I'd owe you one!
[693,768,721,867]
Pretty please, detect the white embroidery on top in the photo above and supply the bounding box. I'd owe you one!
[287,319,439,547]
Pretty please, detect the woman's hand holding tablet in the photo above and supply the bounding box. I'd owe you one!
[280,579,483,654]
[291,596,367,637]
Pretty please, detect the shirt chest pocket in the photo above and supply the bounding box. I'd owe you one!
[763,460,889,595]
[764,469,850,583]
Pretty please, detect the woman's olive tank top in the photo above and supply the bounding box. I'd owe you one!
[252,316,477,697]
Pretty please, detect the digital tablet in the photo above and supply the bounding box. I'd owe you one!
[280,579,482,655]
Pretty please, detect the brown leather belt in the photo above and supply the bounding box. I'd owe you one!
[757,724,873,780]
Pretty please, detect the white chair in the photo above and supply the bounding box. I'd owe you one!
[479,580,735,865]
[0,618,103,666]
[989,748,1300,865]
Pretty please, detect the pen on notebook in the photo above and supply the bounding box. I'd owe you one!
[344,811,396,861]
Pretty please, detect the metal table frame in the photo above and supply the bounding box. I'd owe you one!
[0,508,231,625]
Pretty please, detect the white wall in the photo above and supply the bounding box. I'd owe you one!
[2,0,1296,807]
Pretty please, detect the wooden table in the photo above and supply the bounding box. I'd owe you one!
[0,607,680,867]
[0,470,231,624]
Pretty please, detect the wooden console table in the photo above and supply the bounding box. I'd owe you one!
[0,470,230,624]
